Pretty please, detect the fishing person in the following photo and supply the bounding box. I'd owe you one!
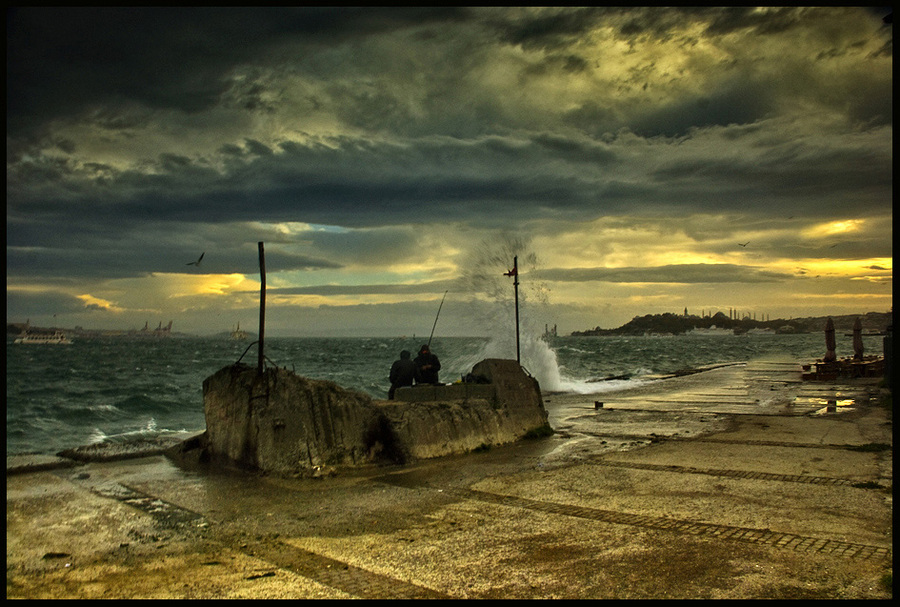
[388,350,416,399]
[414,344,441,385]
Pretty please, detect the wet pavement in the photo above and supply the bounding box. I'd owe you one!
[7,359,893,599]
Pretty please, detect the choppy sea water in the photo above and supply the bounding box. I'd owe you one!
[6,332,884,456]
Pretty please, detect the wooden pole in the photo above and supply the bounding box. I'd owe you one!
[257,242,266,375]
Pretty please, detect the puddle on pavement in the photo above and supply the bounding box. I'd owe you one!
[812,398,857,415]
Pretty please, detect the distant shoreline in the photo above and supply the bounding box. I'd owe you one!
[571,310,891,337]
[7,310,891,340]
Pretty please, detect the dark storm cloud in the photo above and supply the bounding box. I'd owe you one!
[6,290,88,318]
[263,279,459,297]
[628,77,774,138]
[9,6,890,145]
[8,7,891,223]
[6,7,471,140]
[489,7,605,50]
[644,125,893,216]
[6,238,342,281]
[5,7,892,334]
[552,7,892,137]
[7,130,623,238]
[532,264,792,284]
[7,117,889,266]
[261,262,792,299]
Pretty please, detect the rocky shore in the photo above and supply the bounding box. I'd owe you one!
[7,360,892,599]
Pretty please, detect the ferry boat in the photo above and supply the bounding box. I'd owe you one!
[687,326,735,336]
[14,330,73,345]
[747,327,776,335]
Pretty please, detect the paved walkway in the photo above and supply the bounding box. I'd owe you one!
[7,360,892,599]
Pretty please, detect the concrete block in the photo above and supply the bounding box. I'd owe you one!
[395,385,436,402]
[466,384,496,400]
[198,358,551,477]
[437,383,467,400]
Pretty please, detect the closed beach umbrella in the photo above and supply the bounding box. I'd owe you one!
[852,317,864,360]
[824,318,837,362]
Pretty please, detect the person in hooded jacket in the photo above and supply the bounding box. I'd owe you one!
[388,350,416,399]
[414,344,441,385]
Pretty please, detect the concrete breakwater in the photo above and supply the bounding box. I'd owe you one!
[173,358,551,476]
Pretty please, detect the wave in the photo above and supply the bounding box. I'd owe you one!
[87,418,193,446]
[554,375,653,395]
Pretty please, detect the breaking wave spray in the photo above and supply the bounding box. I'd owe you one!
[453,235,563,391]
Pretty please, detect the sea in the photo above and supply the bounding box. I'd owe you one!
[6,332,886,457]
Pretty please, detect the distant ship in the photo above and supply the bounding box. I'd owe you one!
[135,320,173,338]
[746,327,776,335]
[231,323,250,340]
[14,330,73,345]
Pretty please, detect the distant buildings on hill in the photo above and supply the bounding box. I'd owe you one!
[571,310,891,337]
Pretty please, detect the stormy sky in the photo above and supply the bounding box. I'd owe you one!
[7,7,893,337]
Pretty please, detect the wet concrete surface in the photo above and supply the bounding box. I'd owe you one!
[7,359,892,599]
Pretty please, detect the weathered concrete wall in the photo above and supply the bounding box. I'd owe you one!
[394,382,496,402]
[471,358,548,435]
[197,359,550,476]
[201,364,391,475]
[384,359,550,460]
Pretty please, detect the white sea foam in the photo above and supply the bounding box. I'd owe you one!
[87,428,108,445]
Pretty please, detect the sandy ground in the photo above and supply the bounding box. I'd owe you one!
[7,361,892,599]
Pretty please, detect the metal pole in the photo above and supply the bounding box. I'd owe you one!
[513,256,520,364]
[503,257,521,363]
[257,242,266,375]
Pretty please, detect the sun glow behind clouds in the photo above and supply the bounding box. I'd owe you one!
[534,216,740,269]
[267,222,350,235]
[803,219,864,239]
[153,272,251,297]
[76,294,125,313]
[794,257,893,279]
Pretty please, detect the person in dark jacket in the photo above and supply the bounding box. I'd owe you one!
[414,344,441,385]
[388,350,416,399]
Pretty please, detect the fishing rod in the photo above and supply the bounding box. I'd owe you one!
[427,290,449,348]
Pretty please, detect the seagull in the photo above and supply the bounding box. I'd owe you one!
[738,242,749,247]
[186,252,205,266]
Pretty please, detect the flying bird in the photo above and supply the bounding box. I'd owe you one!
[186,252,205,266]
[738,242,749,247]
